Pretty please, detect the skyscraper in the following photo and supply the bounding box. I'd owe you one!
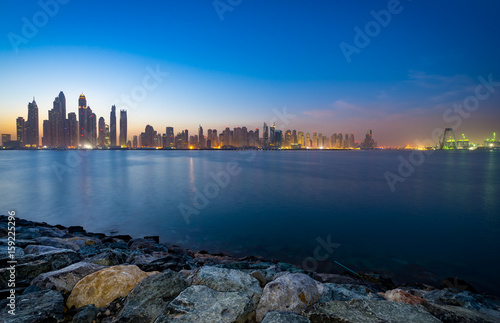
[26,98,39,147]
[110,105,117,147]
[78,94,88,146]
[68,112,78,148]
[198,125,204,148]
[364,130,374,149]
[270,123,276,146]
[263,122,269,148]
[98,117,105,147]
[120,110,127,147]
[89,110,97,147]
[16,117,25,145]
[166,127,174,148]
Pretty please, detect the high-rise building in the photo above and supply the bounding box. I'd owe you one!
[120,110,127,147]
[16,117,25,145]
[89,111,97,147]
[270,123,276,146]
[349,133,355,148]
[52,91,67,147]
[26,98,39,147]
[68,112,78,148]
[198,125,204,148]
[298,131,304,147]
[110,105,117,147]
[364,130,374,149]
[98,117,105,147]
[2,134,12,146]
[263,122,269,148]
[274,130,282,148]
[166,127,174,148]
[105,124,110,146]
[132,135,138,148]
[78,94,88,146]
[306,133,311,148]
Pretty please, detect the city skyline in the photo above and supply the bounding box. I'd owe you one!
[1,1,500,145]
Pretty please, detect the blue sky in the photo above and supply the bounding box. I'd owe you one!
[1,0,499,145]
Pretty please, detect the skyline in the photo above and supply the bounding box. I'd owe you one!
[1,1,500,145]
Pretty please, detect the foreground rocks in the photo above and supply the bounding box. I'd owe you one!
[1,214,500,323]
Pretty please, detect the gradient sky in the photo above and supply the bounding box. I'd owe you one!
[1,0,499,146]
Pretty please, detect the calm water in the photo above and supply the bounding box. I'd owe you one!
[1,150,499,294]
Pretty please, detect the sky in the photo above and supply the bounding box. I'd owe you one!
[1,0,499,146]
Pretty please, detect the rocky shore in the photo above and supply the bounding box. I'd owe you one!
[1,215,499,323]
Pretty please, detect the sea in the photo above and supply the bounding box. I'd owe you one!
[1,149,499,294]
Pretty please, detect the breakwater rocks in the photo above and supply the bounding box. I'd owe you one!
[1,215,499,323]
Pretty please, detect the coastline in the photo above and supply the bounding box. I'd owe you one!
[1,215,499,322]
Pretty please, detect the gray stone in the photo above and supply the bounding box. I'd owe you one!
[0,289,64,322]
[192,265,262,305]
[0,245,24,258]
[114,270,188,322]
[85,249,126,266]
[0,238,39,248]
[422,288,497,312]
[421,302,499,323]
[35,236,83,251]
[320,283,384,302]
[31,261,105,292]
[72,304,99,323]
[261,311,311,323]
[256,273,323,322]
[24,244,66,254]
[304,299,441,323]
[155,285,254,323]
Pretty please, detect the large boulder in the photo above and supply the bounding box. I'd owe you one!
[256,273,323,321]
[261,311,311,323]
[320,283,384,302]
[31,261,105,292]
[85,249,127,266]
[24,244,65,254]
[421,302,500,323]
[155,285,254,323]
[114,269,188,322]
[66,265,158,309]
[0,289,64,322]
[35,237,83,251]
[192,266,262,305]
[304,299,441,323]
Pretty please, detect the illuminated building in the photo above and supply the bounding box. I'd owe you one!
[198,125,204,148]
[16,117,25,145]
[110,105,117,147]
[78,94,88,146]
[98,117,105,147]
[120,110,127,147]
[26,98,39,147]
[363,129,375,149]
[166,127,174,147]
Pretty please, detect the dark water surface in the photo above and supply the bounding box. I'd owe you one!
[1,150,499,294]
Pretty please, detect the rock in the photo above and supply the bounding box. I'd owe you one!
[422,288,497,311]
[20,248,82,269]
[0,289,64,322]
[421,302,499,323]
[192,265,262,305]
[155,285,254,323]
[440,277,478,293]
[0,246,24,258]
[22,226,67,238]
[128,238,156,251]
[139,254,194,272]
[35,236,83,251]
[251,270,268,288]
[304,299,441,323]
[0,238,39,248]
[256,273,323,321]
[71,304,99,323]
[67,265,158,309]
[68,226,85,234]
[109,241,129,249]
[261,311,311,323]
[96,297,126,322]
[22,285,41,294]
[126,252,157,265]
[66,236,101,246]
[114,269,188,322]
[320,283,384,302]
[0,260,51,288]
[31,261,105,292]
[24,244,66,254]
[384,288,427,305]
[85,249,127,266]
[110,234,133,243]
[143,235,160,243]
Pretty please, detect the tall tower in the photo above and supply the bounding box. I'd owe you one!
[119,110,127,147]
[68,112,78,147]
[78,94,87,146]
[110,105,117,147]
[166,127,174,148]
[270,123,276,146]
[26,98,39,147]
[364,130,374,149]
[198,125,204,148]
[16,117,25,145]
[98,117,105,147]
